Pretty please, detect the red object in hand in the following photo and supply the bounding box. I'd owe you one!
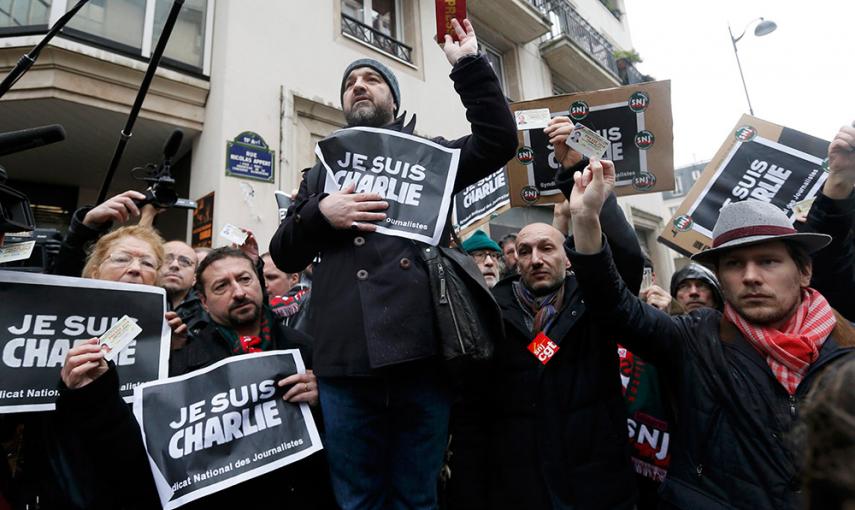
[435,0,467,42]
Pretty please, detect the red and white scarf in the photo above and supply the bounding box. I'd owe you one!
[724,288,836,395]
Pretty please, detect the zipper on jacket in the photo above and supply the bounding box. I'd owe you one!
[437,261,466,354]
[788,395,797,418]
[438,262,448,305]
[696,464,704,479]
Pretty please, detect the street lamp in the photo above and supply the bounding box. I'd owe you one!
[728,17,777,116]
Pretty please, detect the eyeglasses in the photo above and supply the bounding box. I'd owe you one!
[165,253,196,269]
[104,252,158,271]
[471,251,501,263]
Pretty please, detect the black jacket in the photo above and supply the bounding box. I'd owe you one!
[448,191,644,510]
[54,318,334,509]
[565,238,855,510]
[805,190,855,321]
[269,53,517,377]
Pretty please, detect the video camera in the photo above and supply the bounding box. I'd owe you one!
[131,129,196,210]
[0,228,62,272]
[0,124,66,233]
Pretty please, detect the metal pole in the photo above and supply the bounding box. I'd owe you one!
[96,0,185,204]
[0,0,91,99]
[729,24,755,116]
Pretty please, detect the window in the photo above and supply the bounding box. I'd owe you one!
[67,0,146,51]
[153,0,207,69]
[480,42,505,91]
[0,0,212,74]
[690,169,702,184]
[673,175,684,195]
[0,0,50,31]
[341,0,411,63]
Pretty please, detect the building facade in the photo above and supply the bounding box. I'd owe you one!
[662,160,707,272]
[0,0,676,279]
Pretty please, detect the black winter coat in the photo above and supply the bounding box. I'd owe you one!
[566,238,855,510]
[805,190,855,322]
[269,54,517,377]
[448,191,644,510]
[54,318,335,509]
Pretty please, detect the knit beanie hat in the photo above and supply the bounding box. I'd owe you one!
[462,230,502,254]
[340,58,400,115]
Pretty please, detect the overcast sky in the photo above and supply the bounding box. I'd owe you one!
[623,0,855,168]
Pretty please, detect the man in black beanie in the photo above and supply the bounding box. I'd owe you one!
[270,18,517,510]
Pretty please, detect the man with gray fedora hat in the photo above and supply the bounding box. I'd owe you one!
[561,152,855,509]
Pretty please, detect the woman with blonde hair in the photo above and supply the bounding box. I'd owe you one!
[81,224,165,285]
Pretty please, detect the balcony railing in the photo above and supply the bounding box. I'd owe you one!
[527,0,550,12]
[341,13,413,63]
[546,0,619,77]
[619,60,648,85]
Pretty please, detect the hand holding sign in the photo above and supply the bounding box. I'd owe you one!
[544,117,585,170]
[824,123,855,199]
[60,338,108,390]
[319,183,389,232]
[278,369,319,407]
[441,19,478,66]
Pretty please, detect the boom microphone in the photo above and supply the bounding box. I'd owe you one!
[162,129,183,161]
[0,124,66,157]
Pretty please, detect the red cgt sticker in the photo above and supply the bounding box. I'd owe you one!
[527,332,559,364]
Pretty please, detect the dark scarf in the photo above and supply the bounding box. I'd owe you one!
[513,279,566,336]
[215,305,276,354]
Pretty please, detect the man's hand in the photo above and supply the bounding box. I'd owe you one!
[236,229,260,264]
[278,370,319,407]
[165,311,188,350]
[823,123,855,200]
[61,338,109,390]
[543,116,584,169]
[640,284,672,311]
[83,190,147,228]
[441,18,478,66]
[319,183,388,232]
[569,160,615,254]
[569,160,616,218]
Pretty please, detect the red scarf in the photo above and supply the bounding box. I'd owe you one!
[725,288,835,395]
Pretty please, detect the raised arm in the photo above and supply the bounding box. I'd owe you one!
[435,19,518,193]
[807,123,855,320]
[565,160,684,367]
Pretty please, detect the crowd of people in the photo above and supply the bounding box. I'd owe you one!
[2,16,855,510]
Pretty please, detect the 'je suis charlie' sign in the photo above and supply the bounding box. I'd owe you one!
[226,132,275,183]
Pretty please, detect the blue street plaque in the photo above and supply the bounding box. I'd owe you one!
[226,131,275,182]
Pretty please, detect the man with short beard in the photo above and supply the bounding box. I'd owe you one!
[55,247,336,507]
[270,18,516,510]
[157,240,209,339]
[564,138,855,509]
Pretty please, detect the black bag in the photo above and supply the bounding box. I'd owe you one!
[302,161,504,361]
[416,243,503,361]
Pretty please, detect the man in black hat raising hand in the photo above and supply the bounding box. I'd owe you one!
[562,143,855,509]
[270,17,516,510]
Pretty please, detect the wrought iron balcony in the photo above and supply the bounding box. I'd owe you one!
[546,0,620,78]
[341,13,413,63]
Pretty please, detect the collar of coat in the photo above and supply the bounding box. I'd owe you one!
[720,309,855,348]
[348,111,417,134]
